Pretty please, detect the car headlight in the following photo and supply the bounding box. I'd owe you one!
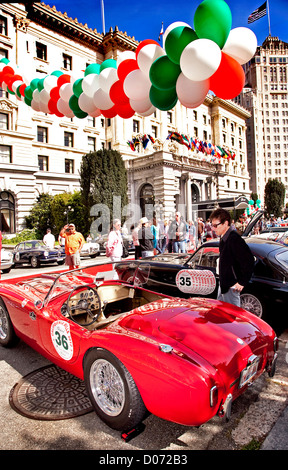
[44,251,49,257]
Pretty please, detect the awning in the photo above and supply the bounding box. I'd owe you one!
[196,195,249,212]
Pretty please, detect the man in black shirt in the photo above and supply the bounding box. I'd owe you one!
[210,208,254,307]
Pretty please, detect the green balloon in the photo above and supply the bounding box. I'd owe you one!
[69,94,83,114]
[24,96,32,106]
[24,86,33,100]
[7,86,15,95]
[84,63,100,75]
[16,85,22,98]
[194,0,232,49]
[51,70,63,77]
[37,77,45,92]
[149,85,178,111]
[72,78,83,98]
[0,58,10,65]
[165,26,198,64]
[30,78,39,91]
[74,110,88,119]
[150,56,181,90]
[100,59,117,72]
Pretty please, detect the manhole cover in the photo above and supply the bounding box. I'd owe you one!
[9,364,93,420]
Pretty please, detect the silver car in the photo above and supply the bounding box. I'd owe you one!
[1,248,13,273]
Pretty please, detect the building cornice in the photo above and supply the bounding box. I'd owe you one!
[25,2,138,53]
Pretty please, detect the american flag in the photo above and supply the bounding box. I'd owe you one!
[248,2,267,23]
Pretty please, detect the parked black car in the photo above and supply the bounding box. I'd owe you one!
[116,213,288,331]
[12,240,65,268]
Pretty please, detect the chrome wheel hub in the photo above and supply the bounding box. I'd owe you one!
[90,359,125,416]
[0,306,8,340]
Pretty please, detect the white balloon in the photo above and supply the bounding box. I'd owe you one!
[32,89,41,103]
[137,44,166,76]
[99,67,118,94]
[130,96,153,113]
[117,50,136,66]
[93,88,114,110]
[123,69,151,101]
[222,27,257,65]
[11,80,23,93]
[57,98,75,117]
[59,83,73,101]
[78,92,98,114]
[31,100,41,111]
[180,38,222,81]
[43,75,58,92]
[138,105,156,117]
[39,88,50,104]
[82,74,100,97]
[176,72,209,108]
[163,22,191,45]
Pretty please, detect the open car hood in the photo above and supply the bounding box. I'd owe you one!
[242,210,264,237]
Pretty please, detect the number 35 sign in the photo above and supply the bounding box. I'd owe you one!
[176,269,216,295]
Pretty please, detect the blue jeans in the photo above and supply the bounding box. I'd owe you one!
[217,286,241,307]
[173,240,186,253]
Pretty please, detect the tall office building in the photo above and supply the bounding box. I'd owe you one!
[235,36,288,206]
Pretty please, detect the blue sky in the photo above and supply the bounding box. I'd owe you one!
[51,0,288,46]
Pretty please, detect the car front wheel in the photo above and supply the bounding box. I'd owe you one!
[240,292,264,319]
[30,256,40,268]
[84,348,147,431]
[0,297,19,347]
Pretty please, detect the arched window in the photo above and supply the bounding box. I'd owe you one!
[139,184,154,218]
[0,191,15,233]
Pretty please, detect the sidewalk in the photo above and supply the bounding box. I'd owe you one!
[261,406,288,450]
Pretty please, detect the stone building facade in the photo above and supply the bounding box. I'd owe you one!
[0,2,251,234]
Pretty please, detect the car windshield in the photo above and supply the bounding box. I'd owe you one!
[43,262,150,306]
[275,250,288,272]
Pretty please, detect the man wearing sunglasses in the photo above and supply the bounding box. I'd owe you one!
[210,208,254,307]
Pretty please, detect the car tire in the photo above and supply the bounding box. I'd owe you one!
[84,348,147,431]
[240,292,265,319]
[30,256,40,268]
[57,260,65,265]
[0,297,19,347]
[1,268,11,274]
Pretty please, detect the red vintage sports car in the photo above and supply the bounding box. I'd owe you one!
[0,263,278,433]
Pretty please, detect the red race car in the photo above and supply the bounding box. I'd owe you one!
[0,263,278,433]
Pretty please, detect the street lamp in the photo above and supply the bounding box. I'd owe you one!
[64,205,74,224]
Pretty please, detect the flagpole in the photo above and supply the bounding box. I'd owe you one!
[101,0,106,34]
[267,0,271,36]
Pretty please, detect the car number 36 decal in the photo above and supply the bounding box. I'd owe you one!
[51,320,74,360]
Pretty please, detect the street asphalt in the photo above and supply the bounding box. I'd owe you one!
[0,256,287,452]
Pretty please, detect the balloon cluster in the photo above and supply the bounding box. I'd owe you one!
[0,0,257,119]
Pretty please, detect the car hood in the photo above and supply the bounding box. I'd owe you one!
[120,297,270,378]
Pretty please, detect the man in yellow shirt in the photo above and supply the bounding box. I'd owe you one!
[59,223,85,270]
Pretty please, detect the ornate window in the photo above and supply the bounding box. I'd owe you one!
[0,191,15,233]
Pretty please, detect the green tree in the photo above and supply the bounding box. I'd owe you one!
[50,191,87,236]
[264,178,286,218]
[79,149,128,235]
[25,193,53,238]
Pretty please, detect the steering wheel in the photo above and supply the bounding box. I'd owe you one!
[66,285,101,327]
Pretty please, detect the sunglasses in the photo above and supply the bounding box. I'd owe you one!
[211,222,222,228]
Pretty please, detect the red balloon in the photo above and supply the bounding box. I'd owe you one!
[109,80,129,105]
[19,83,27,96]
[100,105,118,118]
[50,86,60,101]
[57,74,71,87]
[117,102,135,119]
[136,39,160,59]
[209,52,245,100]
[117,59,138,82]
[48,98,64,117]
